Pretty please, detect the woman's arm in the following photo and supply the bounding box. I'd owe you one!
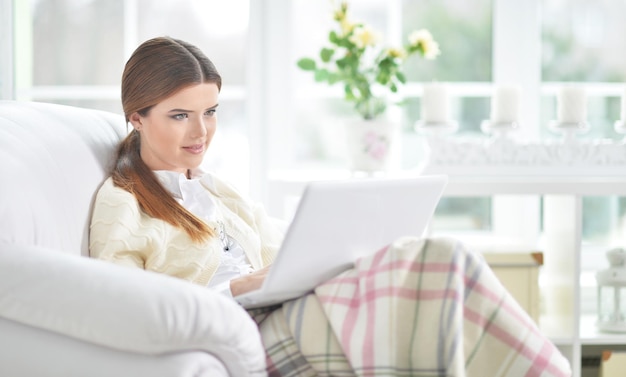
[229,265,271,297]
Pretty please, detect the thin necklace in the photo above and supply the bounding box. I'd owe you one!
[217,221,232,252]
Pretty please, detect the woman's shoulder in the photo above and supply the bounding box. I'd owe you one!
[96,177,135,198]
[94,177,141,213]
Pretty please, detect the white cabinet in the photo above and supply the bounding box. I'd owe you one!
[266,169,626,377]
[443,176,626,377]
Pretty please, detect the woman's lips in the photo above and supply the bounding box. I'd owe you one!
[183,144,205,154]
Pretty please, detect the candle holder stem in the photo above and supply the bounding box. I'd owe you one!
[415,120,458,138]
[481,120,519,139]
[548,120,589,143]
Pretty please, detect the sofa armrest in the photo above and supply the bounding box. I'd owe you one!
[0,243,266,377]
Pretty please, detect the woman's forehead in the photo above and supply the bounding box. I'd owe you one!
[155,83,220,110]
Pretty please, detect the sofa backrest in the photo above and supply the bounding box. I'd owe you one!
[0,101,126,256]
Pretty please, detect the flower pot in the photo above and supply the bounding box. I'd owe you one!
[345,118,397,173]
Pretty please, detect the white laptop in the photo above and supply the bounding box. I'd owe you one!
[235,174,448,309]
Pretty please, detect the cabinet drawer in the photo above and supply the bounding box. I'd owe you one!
[483,252,543,323]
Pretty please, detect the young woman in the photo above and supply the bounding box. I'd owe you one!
[90,36,570,376]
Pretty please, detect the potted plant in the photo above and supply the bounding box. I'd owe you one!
[296,1,440,172]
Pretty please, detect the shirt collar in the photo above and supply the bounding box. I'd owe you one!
[153,171,185,199]
[153,168,206,200]
[153,169,218,222]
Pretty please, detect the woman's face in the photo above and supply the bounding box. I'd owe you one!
[129,83,219,174]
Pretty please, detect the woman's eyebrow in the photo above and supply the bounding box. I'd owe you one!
[168,104,219,113]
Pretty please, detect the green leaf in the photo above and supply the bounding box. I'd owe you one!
[396,71,406,83]
[314,69,329,82]
[336,36,354,49]
[406,44,417,54]
[320,48,334,62]
[343,54,359,70]
[327,72,341,84]
[297,58,316,71]
[329,30,339,44]
[378,58,391,68]
[376,72,389,85]
[344,85,356,100]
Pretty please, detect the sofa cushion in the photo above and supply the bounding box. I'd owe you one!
[0,101,126,256]
[0,316,229,377]
[0,243,266,376]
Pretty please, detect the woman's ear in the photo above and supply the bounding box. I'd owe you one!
[128,112,143,131]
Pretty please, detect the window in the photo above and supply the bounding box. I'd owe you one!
[540,0,626,140]
[11,0,250,190]
[285,0,495,230]
[4,0,626,230]
[539,3,626,319]
[542,1,626,83]
[17,0,124,112]
[288,0,494,169]
[0,0,14,99]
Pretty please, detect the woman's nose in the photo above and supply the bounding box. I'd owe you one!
[192,117,208,138]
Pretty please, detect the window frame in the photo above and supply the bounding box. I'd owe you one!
[0,0,14,100]
[2,0,623,202]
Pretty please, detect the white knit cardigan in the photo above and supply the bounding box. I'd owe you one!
[89,173,282,286]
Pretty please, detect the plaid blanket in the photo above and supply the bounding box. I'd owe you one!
[251,237,571,377]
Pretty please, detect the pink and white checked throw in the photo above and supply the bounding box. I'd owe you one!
[253,236,571,377]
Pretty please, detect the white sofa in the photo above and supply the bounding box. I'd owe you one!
[0,101,267,377]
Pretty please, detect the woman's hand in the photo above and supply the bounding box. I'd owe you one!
[230,265,271,297]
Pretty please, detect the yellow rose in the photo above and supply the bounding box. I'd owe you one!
[421,38,441,59]
[333,1,348,21]
[386,47,407,60]
[349,25,380,49]
[408,29,440,59]
[333,9,345,21]
[408,29,433,46]
[340,18,356,35]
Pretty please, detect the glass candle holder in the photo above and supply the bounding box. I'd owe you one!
[596,247,626,333]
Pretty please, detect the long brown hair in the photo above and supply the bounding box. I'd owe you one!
[113,37,222,243]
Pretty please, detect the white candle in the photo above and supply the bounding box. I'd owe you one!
[421,83,450,123]
[557,86,587,123]
[620,86,626,122]
[490,85,521,123]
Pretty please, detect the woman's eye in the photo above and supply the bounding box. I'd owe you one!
[205,109,216,117]
[172,113,188,120]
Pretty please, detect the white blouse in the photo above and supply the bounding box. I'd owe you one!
[154,170,253,297]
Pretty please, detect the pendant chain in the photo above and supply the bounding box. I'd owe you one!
[217,221,232,252]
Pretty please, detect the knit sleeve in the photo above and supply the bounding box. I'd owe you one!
[89,178,153,269]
